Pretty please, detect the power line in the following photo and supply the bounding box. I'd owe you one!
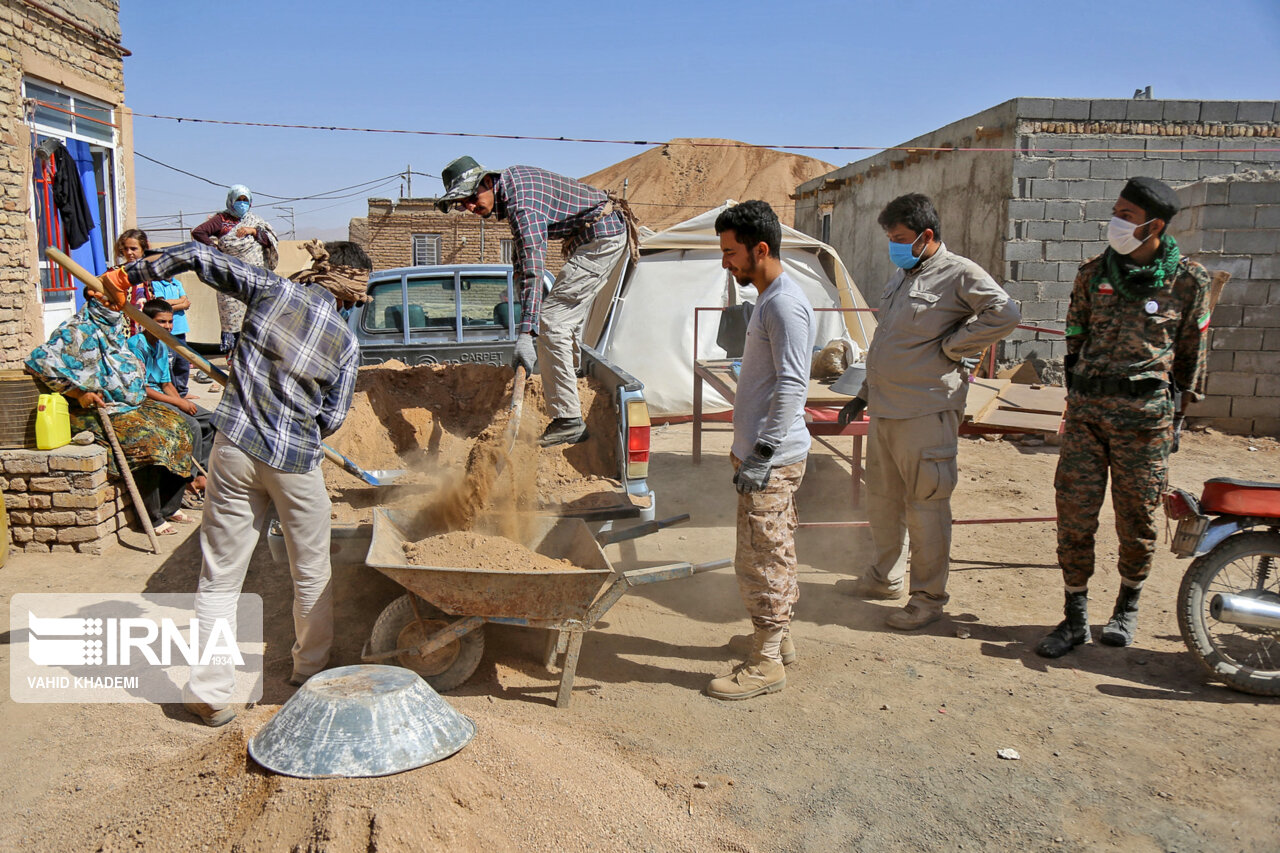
[135,150,412,204]
[130,111,1280,154]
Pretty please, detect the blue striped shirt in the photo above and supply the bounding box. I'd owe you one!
[494,166,624,335]
[125,242,358,473]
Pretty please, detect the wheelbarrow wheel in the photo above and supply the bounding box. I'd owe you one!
[368,594,485,693]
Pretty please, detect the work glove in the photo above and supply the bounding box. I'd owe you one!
[837,397,867,427]
[733,453,772,495]
[513,332,536,374]
[96,268,130,311]
[958,356,979,371]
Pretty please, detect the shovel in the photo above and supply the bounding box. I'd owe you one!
[45,248,406,487]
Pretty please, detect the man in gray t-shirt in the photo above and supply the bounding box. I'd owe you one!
[708,201,816,701]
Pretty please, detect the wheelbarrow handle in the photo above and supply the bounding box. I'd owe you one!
[594,513,691,547]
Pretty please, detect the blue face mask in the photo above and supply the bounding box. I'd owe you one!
[231,200,251,219]
[888,235,924,270]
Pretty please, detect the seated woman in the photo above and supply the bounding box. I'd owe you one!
[25,288,198,536]
[127,297,214,509]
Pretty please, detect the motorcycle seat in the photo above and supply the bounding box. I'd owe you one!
[1200,478,1280,518]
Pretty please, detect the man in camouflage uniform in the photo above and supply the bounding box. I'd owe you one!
[708,201,815,700]
[1037,177,1211,658]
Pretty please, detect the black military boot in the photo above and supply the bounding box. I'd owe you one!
[1035,591,1091,658]
[1100,584,1142,647]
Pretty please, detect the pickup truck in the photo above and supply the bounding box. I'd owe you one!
[346,263,655,523]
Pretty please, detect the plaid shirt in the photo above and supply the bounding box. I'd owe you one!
[125,242,359,473]
[494,165,624,334]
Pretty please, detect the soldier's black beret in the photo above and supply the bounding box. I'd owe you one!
[1120,176,1180,222]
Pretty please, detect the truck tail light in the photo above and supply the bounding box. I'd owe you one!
[625,399,650,480]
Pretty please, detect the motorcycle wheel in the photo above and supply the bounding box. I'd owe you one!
[1176,530,1280,696]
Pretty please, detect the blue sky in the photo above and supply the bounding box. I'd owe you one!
[120,0,1280,240]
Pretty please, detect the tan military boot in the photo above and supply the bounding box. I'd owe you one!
[728,629,797,665]
[707,628,786,700]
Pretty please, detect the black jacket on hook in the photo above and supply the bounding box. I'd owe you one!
[51,143,94,249]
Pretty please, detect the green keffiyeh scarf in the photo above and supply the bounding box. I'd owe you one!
[1096,236,1182,300]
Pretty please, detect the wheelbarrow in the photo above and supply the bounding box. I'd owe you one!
[359,508,729,708]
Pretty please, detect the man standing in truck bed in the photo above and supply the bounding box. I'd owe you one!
[437,157,637,446]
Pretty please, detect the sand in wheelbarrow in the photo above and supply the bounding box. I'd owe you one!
[402,529,586,572]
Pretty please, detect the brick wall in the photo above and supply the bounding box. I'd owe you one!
[0,1,128,368]
[794,98,1280,374]
[2,444,135,555]
[365,199,565,276]
[1001,101,1279,365]
[1173,174,1280,437]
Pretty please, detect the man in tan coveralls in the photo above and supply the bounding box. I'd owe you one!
[839,194,1020,630]
[708,201,815,700]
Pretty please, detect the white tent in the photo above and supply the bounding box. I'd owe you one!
[584,202,875,417]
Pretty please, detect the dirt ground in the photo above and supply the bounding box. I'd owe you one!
[1,421,1278,852]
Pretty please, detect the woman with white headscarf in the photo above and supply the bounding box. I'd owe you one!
[191,184,279,352]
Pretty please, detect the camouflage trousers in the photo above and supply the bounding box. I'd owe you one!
[1054,412,1172,590]
[732,456,807,631]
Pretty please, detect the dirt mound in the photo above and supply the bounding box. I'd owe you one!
[582,137,835,230]
[22,706,748,852]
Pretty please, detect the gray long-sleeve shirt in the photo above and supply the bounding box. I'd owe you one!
[732,272,816,467]
[860,244,1021,419]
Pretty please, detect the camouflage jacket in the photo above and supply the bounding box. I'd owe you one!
[1063,249,1211,429]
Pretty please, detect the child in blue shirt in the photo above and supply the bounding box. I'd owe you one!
[118,229,194,397]
[128,298,214,506]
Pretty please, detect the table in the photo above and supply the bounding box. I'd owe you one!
[692,358,1065,521]
[692,358,871,505]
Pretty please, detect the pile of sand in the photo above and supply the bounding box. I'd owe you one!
[17,708,748,851]
[582,137,836,230]
[403,530,584,573]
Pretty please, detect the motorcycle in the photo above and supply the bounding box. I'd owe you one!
[1164,478,1280,696]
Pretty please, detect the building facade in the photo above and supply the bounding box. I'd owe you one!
[363,198,565,276]
[1,0,133,366]
[793,98,1280,377]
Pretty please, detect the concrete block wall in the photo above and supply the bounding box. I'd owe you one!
[796,98,1279,372]
[1172,174,1280,437]
[1000,100,1279,364]
[2,444,136,555]
[0,2,128,368]
[365,200,566,276]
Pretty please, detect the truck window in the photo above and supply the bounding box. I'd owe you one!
[460,276,510,328]
[406,275,458,340]
[364,280,404,333]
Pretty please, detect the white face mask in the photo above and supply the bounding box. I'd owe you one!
[1107,216,1154,255]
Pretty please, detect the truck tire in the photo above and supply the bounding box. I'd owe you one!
[1176,530,1280,697]
[368,594,485,693]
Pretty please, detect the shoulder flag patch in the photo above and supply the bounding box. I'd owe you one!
[1198,311,1211,332]
[1097,280,1114,295]
[1065,324,1084,337]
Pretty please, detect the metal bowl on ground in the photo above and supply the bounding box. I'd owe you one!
[829,363,867,397]
[248,664,475,778]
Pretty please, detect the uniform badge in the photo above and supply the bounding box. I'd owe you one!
[1144,300,1159,314]
[1097,280,1113,295]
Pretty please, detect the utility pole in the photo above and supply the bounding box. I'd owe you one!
[178,211,184,233]
[406,164,412,198]
[279,207,296,239]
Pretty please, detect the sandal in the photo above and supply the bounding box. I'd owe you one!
[154,522,179,536]
[166,510,196,524]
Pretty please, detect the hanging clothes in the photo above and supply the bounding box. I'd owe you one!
[51,143,93,250]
